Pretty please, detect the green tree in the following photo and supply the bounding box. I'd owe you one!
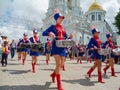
[114,9,120,34]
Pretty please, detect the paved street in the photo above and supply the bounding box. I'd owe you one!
[0,54,120,90]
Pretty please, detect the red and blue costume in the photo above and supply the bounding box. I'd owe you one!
[29,36,40,56]
[87,35,103,60]
[43,12,70,90]
[17,38,22,60]
[42,24,68,57]
[103,33,117,77]
[20,38,29,52]
[102,36,115,58]
[78,45,83,56]
[45,39,52,54]
[17,38,22,51]
[20,33,30,65]
[86,28,105,83]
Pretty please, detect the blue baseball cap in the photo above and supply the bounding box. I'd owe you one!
[54,13,65,20]
[23,33,28,36]
[92,28,100,34]
[106,33,112,38]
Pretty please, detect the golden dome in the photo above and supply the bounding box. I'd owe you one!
[88,1,104,11]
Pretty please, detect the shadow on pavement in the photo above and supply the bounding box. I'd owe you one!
[2,69,31,74]
[0,82,56,90]
[8,63,20,65]
[63,77,97,86]
[40,69,54,71]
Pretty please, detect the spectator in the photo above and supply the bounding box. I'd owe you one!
[10,39,16,59]
[1,41,10,66]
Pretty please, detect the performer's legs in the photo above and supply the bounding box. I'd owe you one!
[46,54,49,65]
[87,61,97,78]
[22,52,25,65]
[109,58,117,77]
[18,52,21,61]
[31,56,37,73]
[103,59,110,75]
[53,55,64,90]
[61,57,66,71]
[97,60,105,83]
[79,56,82,64]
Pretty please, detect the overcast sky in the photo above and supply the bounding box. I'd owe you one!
[0,0,120,40]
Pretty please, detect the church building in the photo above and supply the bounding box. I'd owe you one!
[41,0,114,45]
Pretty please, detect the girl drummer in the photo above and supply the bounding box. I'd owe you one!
[77,43,83,64]
[45,38,52,65]
[86,28,105,83]
[17,38,22,61]
[42,12,73,90]
[29,28,40,73]
[20,33,29,65]
[102,33,117,77]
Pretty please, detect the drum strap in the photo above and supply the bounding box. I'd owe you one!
[93,36,102,48]
[55,24,65,40]
[33,36,38,44]
[108,40,115,49]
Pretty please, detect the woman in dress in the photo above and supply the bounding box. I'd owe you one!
[42,12,73,90]
[86,28,105,83]
[102,33,117,77]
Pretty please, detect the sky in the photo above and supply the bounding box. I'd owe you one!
[0,0,120,40]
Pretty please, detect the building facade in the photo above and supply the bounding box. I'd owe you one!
[41,0,114,45]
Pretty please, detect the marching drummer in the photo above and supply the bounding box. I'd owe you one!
[45,38,52,65]
[102,33,117,77]
[20,33,30,65]
[17,38,22,61]
[86,27,105,83]
[42,10,73,90]
[77,43,83,64]
[29,28,40,73]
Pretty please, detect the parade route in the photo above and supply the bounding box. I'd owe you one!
[0,54,120,90]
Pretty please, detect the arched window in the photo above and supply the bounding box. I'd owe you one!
[92,15,95,21]
[98,15,101,21]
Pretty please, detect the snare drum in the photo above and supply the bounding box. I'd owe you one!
[20,43,30,49]
[56,39,75,47]
[30,43,43,52]
[98,48,111,55]
[112,48,120,55]
[16,47,22,52]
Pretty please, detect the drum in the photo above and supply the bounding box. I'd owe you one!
[56,39,75,47]
[98,48,111,55]
[20,43,30,49]
[112,48,120,55]
[16,47,22,52]
[31,43,44,53]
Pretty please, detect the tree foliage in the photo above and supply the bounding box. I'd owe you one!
[114,9,120,35]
